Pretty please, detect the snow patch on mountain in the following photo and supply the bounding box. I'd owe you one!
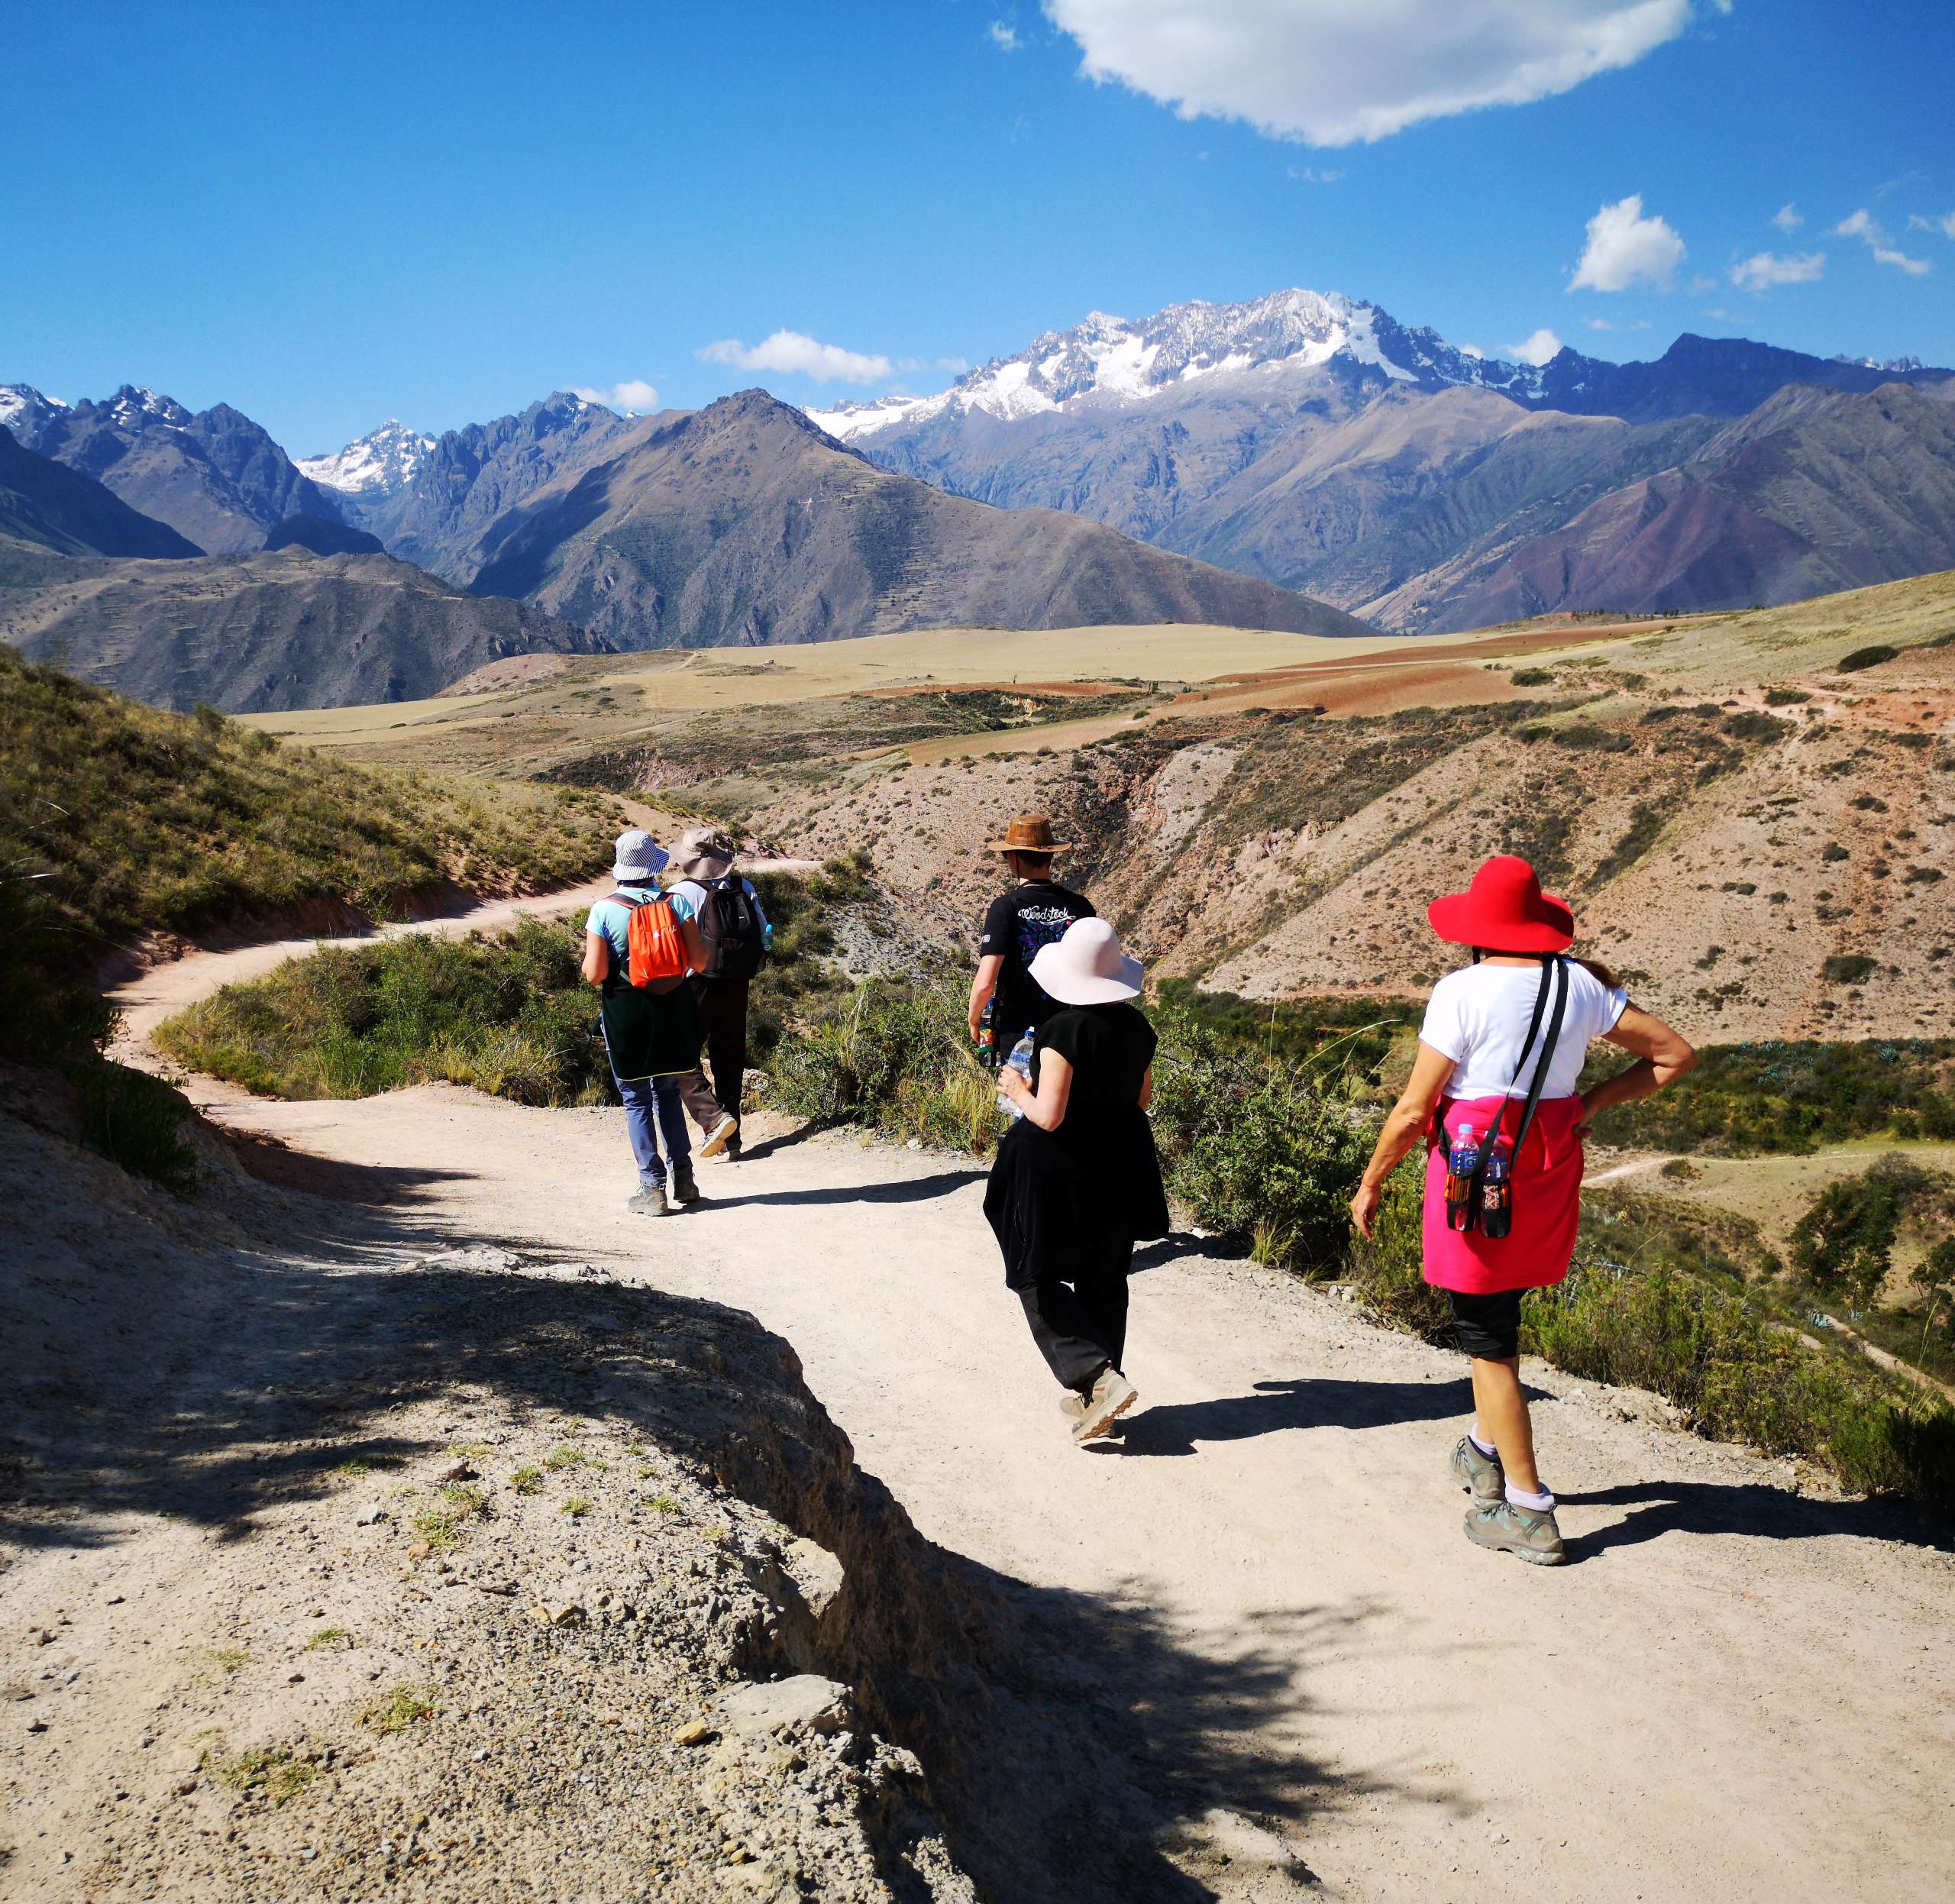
[807,289,1534,441]
[298,419,437,498]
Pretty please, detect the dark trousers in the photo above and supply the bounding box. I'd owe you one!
[692,975,751,1120]
[1018,1237,1133,1393]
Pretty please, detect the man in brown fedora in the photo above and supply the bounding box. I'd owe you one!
[969,813,1097,1055]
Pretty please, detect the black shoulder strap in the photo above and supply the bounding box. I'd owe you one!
[607,891,642,910]
[1469,955,1569,1185]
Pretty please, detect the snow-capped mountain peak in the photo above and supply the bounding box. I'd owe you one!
[806,289,1544,441]
[297,419,437,498]
[0,383,68,441]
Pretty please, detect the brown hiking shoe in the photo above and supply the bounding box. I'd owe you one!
[1451,1435,1504,1505]
[1463,1499,1567,1566]
[1074,1368,1138,1444]
[671,1163,702,1205]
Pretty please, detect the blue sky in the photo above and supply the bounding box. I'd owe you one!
[4,1,1951,454]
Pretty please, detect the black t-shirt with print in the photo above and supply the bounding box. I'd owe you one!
[979,880,1097,1042]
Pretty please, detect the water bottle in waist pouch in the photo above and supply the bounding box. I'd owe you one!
[1453,954,1569,1237]
[1479,1136,1514,1240]
[975,996,999,1071]
[1444,1125,1480,1232]
[998,1031,1034,1117]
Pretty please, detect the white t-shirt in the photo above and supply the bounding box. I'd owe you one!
[1419,960,1628,1101]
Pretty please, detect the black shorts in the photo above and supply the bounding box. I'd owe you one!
[1447,1288,1523,1360]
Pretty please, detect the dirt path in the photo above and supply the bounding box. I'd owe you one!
[106,901,1955,1904]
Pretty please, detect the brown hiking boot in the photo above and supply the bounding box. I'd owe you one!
[1463,1499,1567,1566]
[671,1163,702,1205]
[1074,1368,1138,1444]
[1451,1434,1504,1505]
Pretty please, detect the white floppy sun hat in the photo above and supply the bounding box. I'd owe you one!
[1028,917,1144,1007]
[612,829,668,884]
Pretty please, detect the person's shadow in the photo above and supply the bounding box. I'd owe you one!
[703,1168,987,1211]
[1558,1479,1950,1560]
[1108,1375,1546,1458]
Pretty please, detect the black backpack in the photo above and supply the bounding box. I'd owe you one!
[698,874,765,979]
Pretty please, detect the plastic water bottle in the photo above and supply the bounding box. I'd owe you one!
[998,1031,1035,1117]
[1445,1124,1478,1233]
[1480,1136,1513,1240]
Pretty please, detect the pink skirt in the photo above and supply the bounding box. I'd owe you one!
[1421,1094,1584,1295]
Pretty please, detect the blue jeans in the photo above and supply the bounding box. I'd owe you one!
[614,1070,690,1187]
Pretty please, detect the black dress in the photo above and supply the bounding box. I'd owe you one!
[983,1002,1170,1291]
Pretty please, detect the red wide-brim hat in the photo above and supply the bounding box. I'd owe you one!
[1427,855,1575,953]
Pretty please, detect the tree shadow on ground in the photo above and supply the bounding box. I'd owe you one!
[1556,1479,1952,1560]
[1110,1375,1547,1459]
[2,1144,1421,1899]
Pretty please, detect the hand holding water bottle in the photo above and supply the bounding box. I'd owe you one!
[997,1031,1036,1118]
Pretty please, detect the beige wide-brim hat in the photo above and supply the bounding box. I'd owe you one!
[1028,917,1143,1006]
[671,826,735,880]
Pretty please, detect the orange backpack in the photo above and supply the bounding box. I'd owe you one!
[610,891,690,990]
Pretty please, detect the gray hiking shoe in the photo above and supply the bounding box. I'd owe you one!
[627,1184,670,1217]
[698,1113,738,1159]
[672,1163,702,1205]
[1463,1499,1567,1566]
[1074,1367,1138,1444]
[1452,1435,1504,1505]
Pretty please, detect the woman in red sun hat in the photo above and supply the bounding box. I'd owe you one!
[1349,855,1695,1566]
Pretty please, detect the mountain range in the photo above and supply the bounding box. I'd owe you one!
[7,287,1953,709]
[810,290,1955,629]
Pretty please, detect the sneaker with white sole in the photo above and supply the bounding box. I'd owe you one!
[1451,1435,1504,1505]
[1074,1367,1138,1443]
[627,1185,670,1217]
[1463,1498,1567,1566]
[698,1113,738,1159]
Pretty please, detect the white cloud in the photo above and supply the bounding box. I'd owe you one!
[1730,250,1825,291]
[1503,328,1566,366]
[1584,317,1616,331]
[1042,0,1701,147]
[1287,163,1346,183]
[989,19,1021,50]
[1569,193,1686,292]
[570,379,660,413]
[698,331,895,384]
[1907,210,1955,239]
[1834,209,1932,276]
[1771,202,1802,231]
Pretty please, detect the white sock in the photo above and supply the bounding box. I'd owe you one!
[1505,1482,1555,1513]
[1469,1427,1498,1459]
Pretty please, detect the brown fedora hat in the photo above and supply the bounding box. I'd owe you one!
[989,812,1069,855]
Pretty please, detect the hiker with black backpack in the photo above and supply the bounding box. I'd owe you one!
[669,828,771,1164]
[1349,856,1695,1564]
[582,829,712,1217]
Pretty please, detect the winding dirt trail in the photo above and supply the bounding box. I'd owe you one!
[111,898,1955,1904]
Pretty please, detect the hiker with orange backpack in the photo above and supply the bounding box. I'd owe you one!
[581,829,710,1217]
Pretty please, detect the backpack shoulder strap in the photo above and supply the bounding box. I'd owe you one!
[606,891,644,910]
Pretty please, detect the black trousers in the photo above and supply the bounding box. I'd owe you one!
[1018,1236,1133,1393]
[691,975,750,1120]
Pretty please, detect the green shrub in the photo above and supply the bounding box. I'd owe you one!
[1345,1159,1452,1339]
[1763,688,1811,706]
[1821,954,1879,986]
[1789,1156,1936,1308]
[1837,645,1898,673]
[1509,667,1554,687]
[78,1062,199,1195]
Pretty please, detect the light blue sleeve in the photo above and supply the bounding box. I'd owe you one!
[745,878,769,929]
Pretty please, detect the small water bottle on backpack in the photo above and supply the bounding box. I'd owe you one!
[1479,1134,1514,1240]
[1445,1124,1479,1233]
[998,1031,1035,1117]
